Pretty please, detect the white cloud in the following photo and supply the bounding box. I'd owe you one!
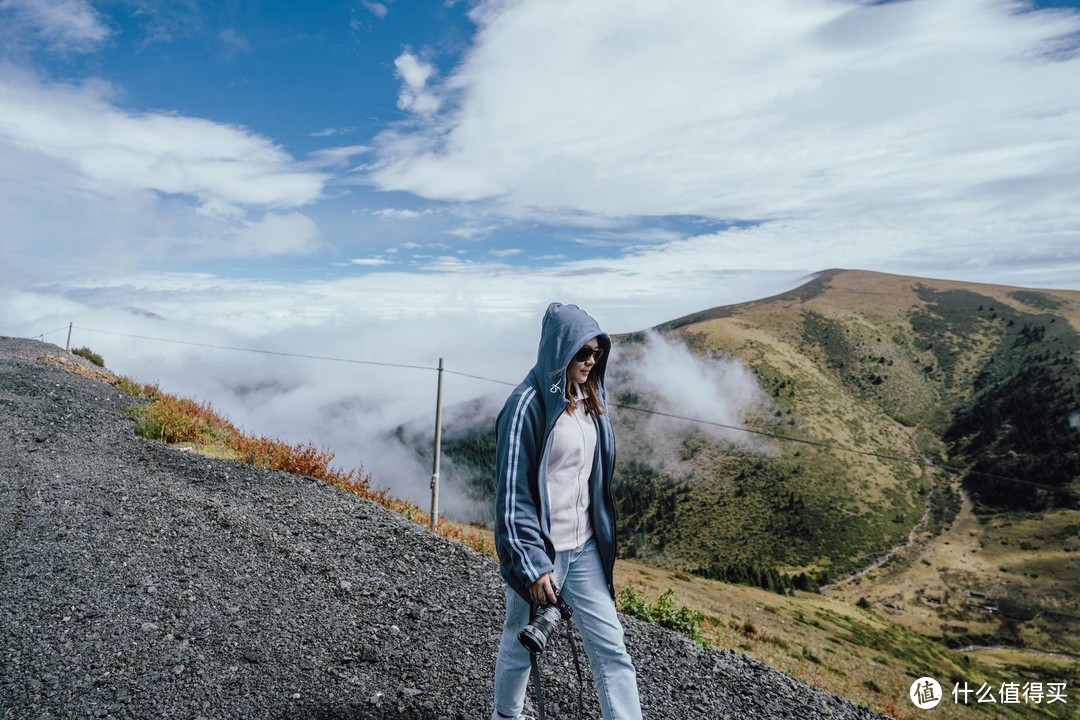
[309,126,357,138]
[370,207,429,219]
[394,49,434,92]
[426,255,473,270]
[372,0,1080,216]
[305,144,372,168]
[489,248,521,258]
[218,28,249,53]
[614,330,774,453]
[445,223,497,240]
[351,257,393,266]
[393,49,442,117]
[0,0,110,53]
[0,63,336,281]
[368,0,1080,282]
[229,212,320,257]
[398,241,450,251]
[152,239,803,327]
[361,0,388,19]
[0,65,326,214]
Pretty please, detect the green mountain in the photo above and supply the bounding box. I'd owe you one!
[617,269,1079,574]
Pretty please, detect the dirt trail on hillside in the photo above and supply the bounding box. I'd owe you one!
[822,465,938,592]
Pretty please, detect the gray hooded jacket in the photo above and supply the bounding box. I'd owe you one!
[494,303,617,603]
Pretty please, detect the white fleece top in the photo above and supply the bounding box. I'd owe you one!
[545,387,597,552]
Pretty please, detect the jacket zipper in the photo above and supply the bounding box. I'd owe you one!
[573,403,589,546]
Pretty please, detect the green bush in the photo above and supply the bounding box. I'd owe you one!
[72,346,104,367]
[616,585,706,644]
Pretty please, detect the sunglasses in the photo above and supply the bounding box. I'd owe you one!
[572,346,604,363]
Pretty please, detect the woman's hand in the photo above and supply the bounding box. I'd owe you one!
[529,572,559,607]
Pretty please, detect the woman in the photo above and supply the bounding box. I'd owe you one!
[491,303,642,720]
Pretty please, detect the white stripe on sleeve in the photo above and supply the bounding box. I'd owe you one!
[505,387,539,581]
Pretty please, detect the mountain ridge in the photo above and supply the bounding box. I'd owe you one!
[653,269,1080,334]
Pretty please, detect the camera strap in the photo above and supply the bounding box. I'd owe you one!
[565,621,585,718]
[529,652,548,720]
[528,623,585,720]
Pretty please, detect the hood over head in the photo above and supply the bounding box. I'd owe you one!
[529,303,611,410]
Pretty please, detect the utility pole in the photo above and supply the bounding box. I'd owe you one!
[65,323,73,352]
[429,357,444,531]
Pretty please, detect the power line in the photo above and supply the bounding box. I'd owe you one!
[444,369,515,386]
[24,326,70,341]
[74,326,437,373]
[64,325,1072,494]
[41,326,70,338]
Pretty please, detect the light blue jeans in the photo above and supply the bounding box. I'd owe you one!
[492,537,642,720]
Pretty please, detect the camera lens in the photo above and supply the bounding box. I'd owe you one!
[518,604,563,654]
[518,624,546,654]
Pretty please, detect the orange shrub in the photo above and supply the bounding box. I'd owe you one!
[437,522,496,556]
[130,393,234,444]
[228,433,374,493]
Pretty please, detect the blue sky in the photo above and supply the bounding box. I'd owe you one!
[2,0,1080,504]
[3,0,1080,322]
[69,2,470,160]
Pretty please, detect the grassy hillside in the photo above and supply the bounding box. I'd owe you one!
[606,324,931,581]
[615,559,1077,720]
[629,271,1079,563]
[648,271,1078,614]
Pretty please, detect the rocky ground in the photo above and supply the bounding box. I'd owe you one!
[0,337,891,719]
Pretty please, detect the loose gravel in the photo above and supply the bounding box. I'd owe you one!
[0,337,891,720]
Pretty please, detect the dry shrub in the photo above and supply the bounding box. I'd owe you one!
[436,522,496,557]
[115,376,145,397]
[130,393,233,444]
[228,434,373,494]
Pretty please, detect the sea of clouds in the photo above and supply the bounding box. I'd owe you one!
[2,285,786,523]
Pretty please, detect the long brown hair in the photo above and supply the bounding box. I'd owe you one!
[565,369,605,416]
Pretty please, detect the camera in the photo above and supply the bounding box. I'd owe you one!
[518,591,572,654]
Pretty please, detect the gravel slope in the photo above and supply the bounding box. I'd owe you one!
[0,337,891,720]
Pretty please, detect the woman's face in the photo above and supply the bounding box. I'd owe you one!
[568,337,602,387]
